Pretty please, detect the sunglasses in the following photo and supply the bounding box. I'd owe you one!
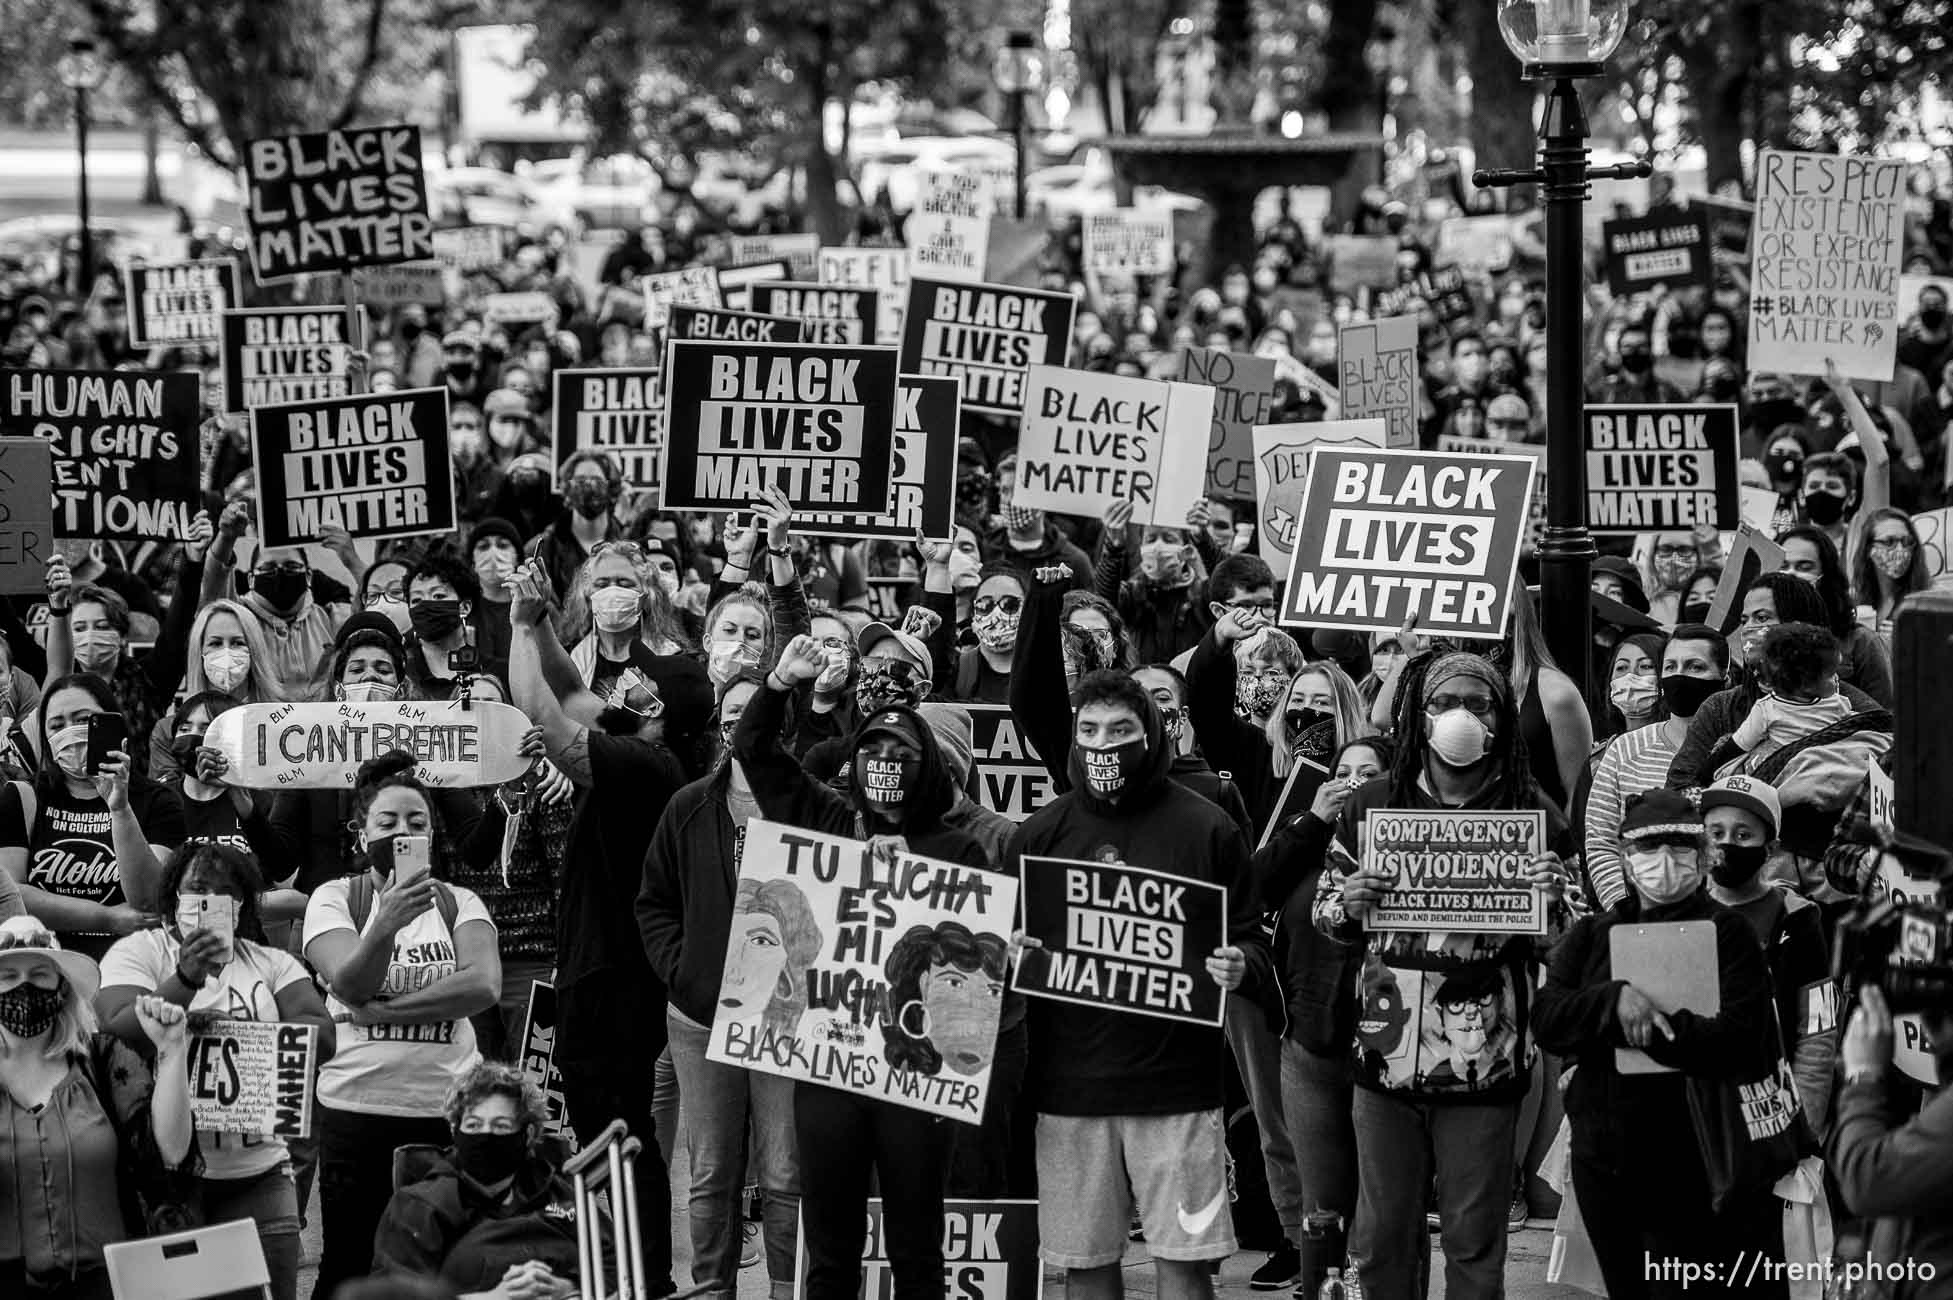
[860,659,923,688]
[973,595,1023,617]
[1425,693,1495,718]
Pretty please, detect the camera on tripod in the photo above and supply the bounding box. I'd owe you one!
[1832,828,1953,1015]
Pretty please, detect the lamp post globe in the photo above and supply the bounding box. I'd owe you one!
[1496,0,1630,68]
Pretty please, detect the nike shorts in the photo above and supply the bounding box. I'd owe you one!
[1034,1109,1237,1267]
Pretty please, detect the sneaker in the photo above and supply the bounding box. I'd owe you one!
[1425,1208,1441,1230]
[1250,1244,1302,1290]
[1508,1191,1529,1230]
[740,1221,762,1268]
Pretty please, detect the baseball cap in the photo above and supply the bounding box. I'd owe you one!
[858,622,935,682]
[1700,775,1781,839]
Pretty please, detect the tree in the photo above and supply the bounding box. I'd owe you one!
[1069,0,1182,137]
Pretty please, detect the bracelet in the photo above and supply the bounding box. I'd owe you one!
[765,544,792,558]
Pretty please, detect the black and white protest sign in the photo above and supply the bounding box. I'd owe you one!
[639,265,724,328]
[352,262,446,308]
[249,387,454,545]
[729,233,819,280]
[661,340,900,513]
[795,1199,1039,1300]
[219,306,354,415]
[799,374,960,541]
[0,438,53,595]
[1584,404,1740,533]
[748,283,879,346]
[1436,215,1513,276]
[124,260,241,347]
[518,981,576,1142]
[244,124,433,280]
[202,699,536,789]
[900,278,1075,417]
[1176,347,1275,501]
[187,1021,318,1138]
[707,819,1018,1123]
[1014,366,1211,524]
[1701,194,1754,268]
[431,225,508,274]
[1083,210,1175,276]
[1324,235,1402,293]
[1749,149,1905,380]
[1363,810,1546,935]
[480,292,559,330]
[1277,447,1536,639]
[819,247,909,340]
[552,368,663,498]
[1012,856,1225,1027]
[1435,435,1548,554]
[668,304,806,346]
[1602,209,1711,295]
[718,260,793,313]
[911,171,993,285]
[1,368,200,540]
[965,705,1056,823]
[1338,316,1420,450]
[1250,420,1388,571]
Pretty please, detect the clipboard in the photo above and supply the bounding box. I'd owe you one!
[1609,921,1719,1075]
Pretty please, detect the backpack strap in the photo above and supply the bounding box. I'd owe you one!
[348,875,460,937]
[10,778,36,839]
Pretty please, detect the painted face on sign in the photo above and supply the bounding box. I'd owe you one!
[920,961,1004,1076]
[721,913,789,1015]
[1356,956,1409,1056]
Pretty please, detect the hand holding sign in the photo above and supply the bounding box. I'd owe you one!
[1205,945,1246,991]
[752,485,795,552]
[1339,867,1395,923]
[1528,851,1569,906]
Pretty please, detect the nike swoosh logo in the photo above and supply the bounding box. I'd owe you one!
[1177,1186,1228,1236]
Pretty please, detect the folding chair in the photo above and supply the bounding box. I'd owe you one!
[103,1218,271,1300]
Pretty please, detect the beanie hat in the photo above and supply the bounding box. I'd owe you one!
[1620,789,1704,842]
[918,702,975,786]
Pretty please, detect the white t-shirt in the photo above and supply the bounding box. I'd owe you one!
[302,878,495,1118]
[98,931,310,1180]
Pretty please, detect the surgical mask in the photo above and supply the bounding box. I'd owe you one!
[1075,737,1147,800]
[409,599,464,643]
[341,679,400,704]
[1139,541,1188,586]
[1236,674,1290,720]
[948,550,982,591]
[1609,672,1659,718]
[452,1130,528,1185]
[474,551,515,591]
[72,630,122,674]
[1872,542,1916,581]
[973,608,1019,652]
[858,754,920,808]
[707,640,761,687]
[1660,673,1720,719]
[591,587,641,634]
[1802,489,1848,526]
[203,647,250,693]
[1425,708,1491,768]
[51,723,89,779]
[1710,842,1771,888]
[654,570,681,599]
[450,429,486,465]
[1625,845,1701,905]
[253,569,309,612]
[0,982,65,1038]
[566,478,613,520]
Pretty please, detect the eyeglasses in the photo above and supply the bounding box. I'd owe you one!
[860,659,923,687]
[972,595,1023,617]
[1425,693,1495,718]
[367,583,406,603]
[588,541,645,560]
[1653,544,1697,559]
[816,635,852,652]
[1224,598,1277,614]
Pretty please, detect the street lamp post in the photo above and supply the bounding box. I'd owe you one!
[1474,0,1648,703]
[57,37,106,298]
[992,31,1043,220]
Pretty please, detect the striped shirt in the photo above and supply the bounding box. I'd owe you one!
[1584,722,1684,908]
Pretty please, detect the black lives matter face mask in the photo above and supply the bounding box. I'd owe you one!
[1076,738,1146,799]
[859,755,920,807]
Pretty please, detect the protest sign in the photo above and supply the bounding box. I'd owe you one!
[480,292,559,330]
[1583,403,1740,533]
[1324,235,1402,293]
[1435,434,1547,552]
[660,340,900,513]
[1176,348,1275,501]
[1276,446,1536,639]
[244,124,433,280]
[911,170,993,284]
[1602,209,1712,295]
[1013,366,1211,526]
[863,578,907,623]
[249,387,454,545]
[1250,420,1388,570]
[900,278,1076,417]
[186,1020,318,1138]
[1379,265,1473,325]
[749,283,880,346]
[1700,193,1754,267]
[203,698,537,789]
[352,262,446,308]
[518,981,577,1143]
[1082,210,1175,275]
[1706,525,1789,632]
[432,225,510,274]
[1869,852,1941,1084]
[1,368,200,540]
[706,818,1019,1124]
[639,265,724,328]
[1436,216,1514,275]
[1363,810,1546,934]
[718,260,793,313]
[729,233,819,281]
[1912,506,1953,584]
[1338,317,1420,450]
[965,705,1056,823]
[552,367,663,497]
[0,438,53,595]
[667,304,806,346]
[791,1199,1039,1300]
[798,374,959,541]
[820,248,910,341]
[1012,856,1226,1027]
[1740,484,1780,533]
[1868,763,1895,834]
[218,306,354,415]
[124,259,241,347]
[1749,149,1906,380]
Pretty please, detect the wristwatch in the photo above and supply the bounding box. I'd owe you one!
[765,543,792,558]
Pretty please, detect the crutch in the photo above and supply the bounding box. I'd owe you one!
[568,1118,648,1300]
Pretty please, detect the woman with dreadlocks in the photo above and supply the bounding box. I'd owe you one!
[1311,650,1577,1300]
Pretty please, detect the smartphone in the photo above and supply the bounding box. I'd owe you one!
[175,894,238,964]
[85,712,129,776]
[391,834,433,887]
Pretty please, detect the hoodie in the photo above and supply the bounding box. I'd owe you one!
[239,588,346,691]
[984,521,1092,591]
[1006,688,1263,1117]
[371,1148,580,1291]
[636,766,747,1025]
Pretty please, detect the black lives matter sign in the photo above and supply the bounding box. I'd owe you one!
[1584,403,1740,534]
[660,340,898,514]
[747,283,878,345]
[244,124,433,280]
[964,705,1056,823]
[1602,209,1711,295]
[250,388,454,546]
[798,374,960,541]
[219,307,353,414]
[1,368,200,540]
[666,304,805,346]
[1012,856,1225,1026]
[899,277,1075,417]
[124,259,241,347]
[552,368,663,498]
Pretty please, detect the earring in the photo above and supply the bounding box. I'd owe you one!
[898,999,933,1040]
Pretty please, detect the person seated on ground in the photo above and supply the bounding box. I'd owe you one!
[373,1060,581,1300]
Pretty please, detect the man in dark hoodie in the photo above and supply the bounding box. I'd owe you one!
[1008,669,1261,1299]
[734,633,994,1300]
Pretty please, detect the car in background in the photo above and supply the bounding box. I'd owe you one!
[525,152,661,235]
[857,135,1019,213]
[430,166,549,236]
[1025,145,1205,221]
[0,217,166,289]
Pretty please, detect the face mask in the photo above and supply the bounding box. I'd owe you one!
[1921,307,1948,332]
[1660,673,1720,719]
[859,754,920,808]
[973,609,1019,652]
[707,640,761,687]
[341,679,401,704]
[452,1129,528,1185]
[1488,360,1518,387]
[169,732,204,772]
[475,552,514,591]
[590,586,641,634]
[814,646,853,695]
[0,982,65,1038]
[857,661,925,715]
[566,478,613,520]
[1766,449,1804,487]
[1139,541,1188,586]
[1004,503,1040,535]
[1873,543,1915,581]
[510,473,549,507]
[362,832,410,876]
[654,569,681,599]
[1236,674,1290,720]
[1284,705,1333,742]
[1076,737,1147,800]
[1710,842,1771,888]
[203,647,251,692]
[51,723,89,779]
[1625,846,1701,905]
[71,630,122,674]
[445,359,477,382]
[1619,349,1653,375]
[1679,599,1711,627]
[1802,489,1848,526]
[1653,556,1693,592]
[1425,708,1491,768]
[253,570,309,612]
[1609,672,1659,718]
[450,430,486,465]
[410,599,464,643]
[1160,707,1186,744]
[948,551,982,592]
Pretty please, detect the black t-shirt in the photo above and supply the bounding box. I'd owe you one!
[177,785,273,862]
[0,776,186,958]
